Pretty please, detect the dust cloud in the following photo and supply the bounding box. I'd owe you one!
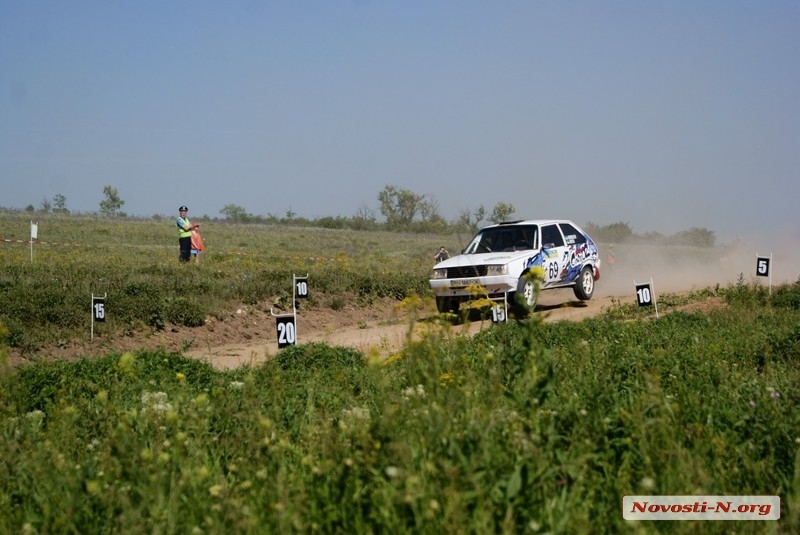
[595,238,800,299]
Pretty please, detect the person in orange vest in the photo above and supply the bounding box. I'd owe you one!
[191,228,205,264]
[605,244,617,270]
[176,206,199,263]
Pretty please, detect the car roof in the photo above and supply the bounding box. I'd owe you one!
[483,219,577,228]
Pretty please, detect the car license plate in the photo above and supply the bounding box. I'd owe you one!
[451,279,479,288]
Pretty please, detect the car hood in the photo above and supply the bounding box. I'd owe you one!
[434,251,532,269]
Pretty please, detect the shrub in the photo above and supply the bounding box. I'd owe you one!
[164,297,206,328]
[771,279,800,310]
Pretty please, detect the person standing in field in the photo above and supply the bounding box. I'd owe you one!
[190,227,205,264]
[434,246,450,263]
[605,244,617,269]
[176,205,199,263]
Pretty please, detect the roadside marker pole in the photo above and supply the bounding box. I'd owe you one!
[491,292,508,323]
[271,308,297,349]
[635,278,658,319]
[271,274,310,350]
[30,221,38,262]
[755,252,773,294]
[294,273,309,303]
[652,278,660,319]
[91,293,107,339]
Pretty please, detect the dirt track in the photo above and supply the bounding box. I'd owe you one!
[7,286,633,371]
[185,245,777,371]
[12,244,783,371]
[185,288,635,370]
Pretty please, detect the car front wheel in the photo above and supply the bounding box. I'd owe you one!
[513,275,538,315]
[436,296,459,314]
[573,265,595,300]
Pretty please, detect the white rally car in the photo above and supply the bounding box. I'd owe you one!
[430,219,601,314]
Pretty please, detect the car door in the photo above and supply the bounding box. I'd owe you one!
[558,222,589,282]
[540,223,566,286]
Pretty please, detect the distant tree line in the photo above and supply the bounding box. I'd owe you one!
[15,184,716,247]
[32,185,126,217]
[217,185,519,235]
[33,193,70,214]
[216,185,716,246]
[583,221,716,247]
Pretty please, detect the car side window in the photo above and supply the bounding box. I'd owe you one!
[524,226,538,249]
[559,223,586,245]
[541,224,564,249]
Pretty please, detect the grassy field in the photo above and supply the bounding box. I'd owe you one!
[0,211,458,351]
[2,211,799,533]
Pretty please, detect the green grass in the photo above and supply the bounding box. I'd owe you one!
[2,211,799,533]
[1,281,800,532]
[1,211,455,351]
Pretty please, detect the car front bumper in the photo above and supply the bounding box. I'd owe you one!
[429,276,517,298]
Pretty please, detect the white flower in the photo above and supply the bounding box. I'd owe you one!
[385,466,401,478]
[341,407,370,421]
[402,384,426,400]
[141,391,173,413]
[25,410,45,421]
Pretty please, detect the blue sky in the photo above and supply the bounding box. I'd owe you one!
[1,1,798,241]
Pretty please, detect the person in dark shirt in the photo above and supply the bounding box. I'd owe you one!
[176,205,199,263]
[434,246,450,263]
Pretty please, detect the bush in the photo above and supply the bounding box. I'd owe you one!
[2,288,800,532]
[164,297,206,328]
[771,279,800,310]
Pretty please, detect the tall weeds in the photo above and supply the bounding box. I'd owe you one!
[0,213,442,351]
[1,281,799,533]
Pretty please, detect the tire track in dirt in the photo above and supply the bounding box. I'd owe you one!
[186,289,636,370]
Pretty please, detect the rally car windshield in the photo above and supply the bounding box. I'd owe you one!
[464,225,538,254]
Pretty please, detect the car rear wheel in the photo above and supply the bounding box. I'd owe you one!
[573,265,595,300]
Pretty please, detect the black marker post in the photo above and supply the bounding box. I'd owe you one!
[271,273,309,350]
[634,278,659,319]
[91,293,107,339]
[755,252,773,294]
[294,273,309,304]
[272,309,297,349]
[491,292,508,323]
